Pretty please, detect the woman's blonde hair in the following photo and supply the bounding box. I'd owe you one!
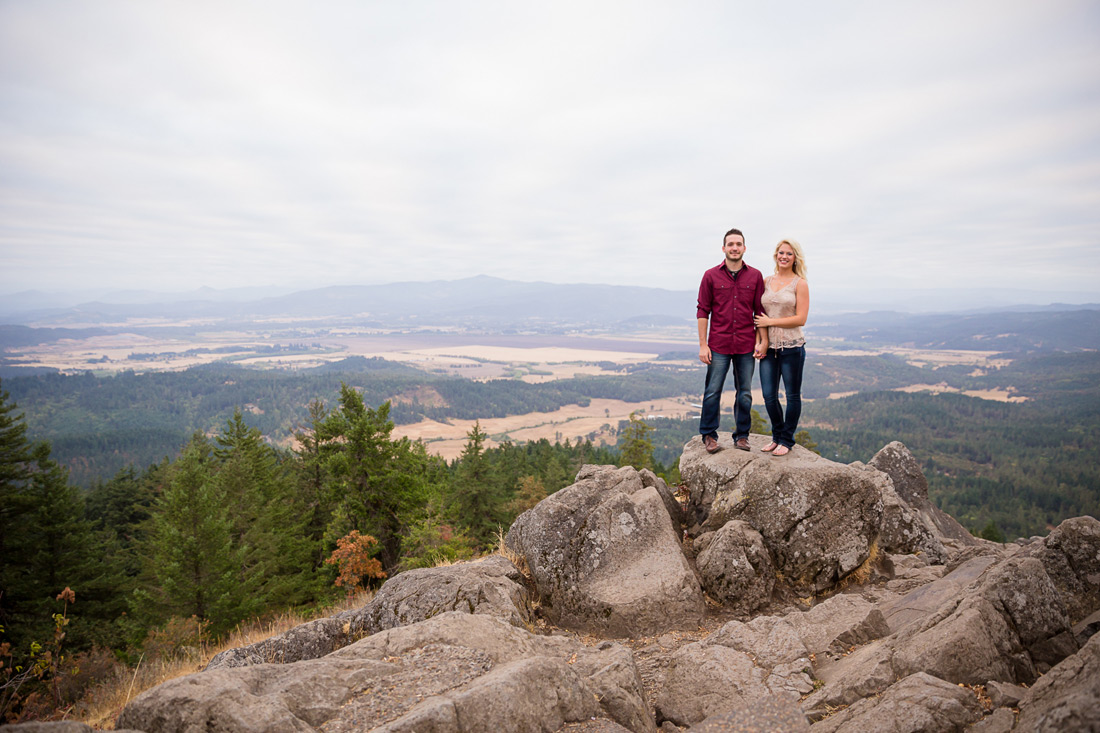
[773,239,808,280]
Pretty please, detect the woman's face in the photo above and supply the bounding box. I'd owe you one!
[775,244,796,270]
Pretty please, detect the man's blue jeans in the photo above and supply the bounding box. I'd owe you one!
[700,351,756,441]
[759,345,805,448]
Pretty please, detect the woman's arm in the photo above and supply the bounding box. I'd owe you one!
[754,279,810,328]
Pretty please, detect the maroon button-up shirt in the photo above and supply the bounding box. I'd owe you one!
[696,262,766,354]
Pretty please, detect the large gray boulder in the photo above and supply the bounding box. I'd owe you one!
[868,441,977,545]
[359,554,530,633]
[505,464,704,636]
[803,546,1092,720]
[850,460,950,563]
[1030,515,1100,625]
[693,520,775,614]
[206,554,529,670]
[681,434,884,593]
[809,672,983,732]
[1014,630,1100,732]
[655,615,814,727]
[119,612,656,733]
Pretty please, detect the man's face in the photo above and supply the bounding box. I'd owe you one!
[723,234,746,265]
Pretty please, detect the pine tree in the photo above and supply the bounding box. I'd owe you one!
[618,411,656,471]
[319,386,439,571]
[447,422,507,548]
[142,434,254,635]
[0,381,34,628]
[213,410,318,606]
[0,383,41,659]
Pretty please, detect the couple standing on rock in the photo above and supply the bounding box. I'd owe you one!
[698,227,810,456]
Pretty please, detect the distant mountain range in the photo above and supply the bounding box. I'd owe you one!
[1,275,1097,330]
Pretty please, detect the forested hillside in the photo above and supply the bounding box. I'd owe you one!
[3,359,698,487]
[0,380,639,720]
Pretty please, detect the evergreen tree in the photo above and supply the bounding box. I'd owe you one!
[293,399,335,569]
[141,434,254,635]
[618,412,656,471]
[447,422,507,548]
[213,410,319,606]
[319,386,439,571]
[794,430,820,455]
[0,381,34,650]
[18,444,99,647]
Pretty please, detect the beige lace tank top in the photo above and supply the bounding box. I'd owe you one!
[762,276,805,349]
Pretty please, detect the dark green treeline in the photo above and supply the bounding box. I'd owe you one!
[0,378,641,698]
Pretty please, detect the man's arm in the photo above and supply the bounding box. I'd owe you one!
[698,318,712,364]
[752,272,768,359]
[697,272,713,365]
[754,325,768,359]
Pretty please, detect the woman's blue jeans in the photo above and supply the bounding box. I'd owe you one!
[700,351,757,441]
[759,345,805,448]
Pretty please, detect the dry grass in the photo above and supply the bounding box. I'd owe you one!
[494,526,529,580]
[839,541,880,589]
[77,591,372,729]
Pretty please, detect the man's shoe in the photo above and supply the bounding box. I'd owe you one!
[704,435,721,454]
[733,437,750,451]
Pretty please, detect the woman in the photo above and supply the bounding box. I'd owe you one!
[753,239,810,457]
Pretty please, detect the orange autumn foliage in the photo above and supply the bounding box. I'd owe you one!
[325,531,387,595]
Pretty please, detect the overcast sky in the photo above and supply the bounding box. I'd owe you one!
[2,1,1098,302]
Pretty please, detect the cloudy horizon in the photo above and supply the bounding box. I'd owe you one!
[2,1,1098,302]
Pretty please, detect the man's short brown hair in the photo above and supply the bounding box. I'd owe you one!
[724,228,744,244]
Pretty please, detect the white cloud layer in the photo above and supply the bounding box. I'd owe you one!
[2,0,1098,299]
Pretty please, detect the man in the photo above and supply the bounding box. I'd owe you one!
[697,228,767,453]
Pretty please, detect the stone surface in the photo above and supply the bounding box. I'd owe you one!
[207,554,529,670]
[850,460,949,563]
[985,680,1026,708]
[878,554,1000,635]
[783,593,891,656]
[802,640,897,718]
[868,441,977,545]
[967,708,1017,733]
[121,612,656,733]
[505,464,705,636]
[1030,515,1100,625]
[809,672,983,733]
[680,434,883,593]
[692,695,810,732]
[1014,631,1100,733]
[694,520,774,614]
[359,554,530,633]
[655,616,813,727]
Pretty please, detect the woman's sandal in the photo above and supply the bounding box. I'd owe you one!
[761,442,778,452]
[772,445,791,456]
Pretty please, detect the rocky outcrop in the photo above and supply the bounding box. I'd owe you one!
[868,441,977,546]
[693,520,774,614]
[655,615,815,727]
[810,672,984,732]
[112,443,1100,733]
[1029,515,1100,625]
[681,434,886,593]
[207,555,529,670]
[505,464,705,636]
[1013,630,1100,732]
[119,613,655,733]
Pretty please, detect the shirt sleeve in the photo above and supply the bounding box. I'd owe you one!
[696,272,712,320]
[752,272,765,316]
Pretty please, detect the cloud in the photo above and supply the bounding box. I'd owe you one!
[1,0,1098,300]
